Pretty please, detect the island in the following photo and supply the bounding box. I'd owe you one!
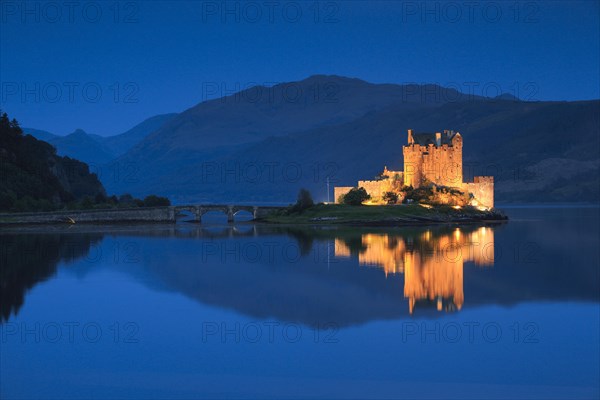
[262,129,505,225]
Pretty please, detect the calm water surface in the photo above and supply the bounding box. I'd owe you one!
[1,207,599,399]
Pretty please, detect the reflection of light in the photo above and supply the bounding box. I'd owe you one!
[420,204,432,209]
[477,206,489,211]
[333,227,495,314]
[453,205,461,210]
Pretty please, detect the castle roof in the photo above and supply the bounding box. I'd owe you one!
[412,130,458,146]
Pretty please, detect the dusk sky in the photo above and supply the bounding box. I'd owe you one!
[1,0,599,136]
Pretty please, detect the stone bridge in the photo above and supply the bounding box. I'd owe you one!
[0,205,286,225]
[174,205,285,223]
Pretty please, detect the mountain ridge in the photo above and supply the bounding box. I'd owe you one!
[23,113,177,166]
[21,75,600,203]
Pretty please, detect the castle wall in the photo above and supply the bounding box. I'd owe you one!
[334,187,354,204]
[422,144,462,187]
[403,146,423,188]
[358,180,391,200]
[403,143,462,188]
[466,176,494,209]
[381,169,403,181]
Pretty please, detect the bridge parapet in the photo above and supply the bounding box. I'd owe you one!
[173,204,285,223]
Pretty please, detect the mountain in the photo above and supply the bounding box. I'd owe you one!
[21,128,58,142]
[494,93,520,101]
[23,127,114,165]
[105,76,599,203]
[23,113,177,166]
[51,129,115,165]
[0,112,105,211]
[219,98,599,203]
[103,113,177,156]
[117,76,475,174]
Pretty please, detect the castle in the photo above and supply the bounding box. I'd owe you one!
[334,129,494,209]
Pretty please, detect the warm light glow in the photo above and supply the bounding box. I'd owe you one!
[419,204,432,209]
[454,228,461,240]
[453,205,462,210]
[334,227,495,314]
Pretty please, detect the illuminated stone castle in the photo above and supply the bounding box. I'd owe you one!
[335,129,494,209]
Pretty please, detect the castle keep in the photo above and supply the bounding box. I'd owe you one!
[334,129,494,209]
[403,129,462,188]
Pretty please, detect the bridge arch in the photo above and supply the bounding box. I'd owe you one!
[172,205,283,224]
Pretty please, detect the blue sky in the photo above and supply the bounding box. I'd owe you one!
[1,0,598,136]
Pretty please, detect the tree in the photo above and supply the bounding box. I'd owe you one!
[94,193,107,204]
[0,110,106,212]
[143,195,170,207]
[382,191,399,205]
[341,187,371,205]
[296,188,314,209]
[119,193,134,204]
[81,196,94,209]
[289,188,314,213]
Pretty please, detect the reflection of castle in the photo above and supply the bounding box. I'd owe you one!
[334,130,494,209]
[335,227,494,314]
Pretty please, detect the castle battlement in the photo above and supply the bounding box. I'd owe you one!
[403,129,463,188]
[473,176,494,184]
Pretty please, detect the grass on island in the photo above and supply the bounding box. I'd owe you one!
[261,203,502,225]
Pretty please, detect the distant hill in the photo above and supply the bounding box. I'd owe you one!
[20,76,599,204]
[104,76,599,203]
[23,113,177,166]
[50,129,115,165]
[103,113,177,156]
[21,128,58,142]
[494,93,520,101]
[117,76,476,176]
[0,112,106,211]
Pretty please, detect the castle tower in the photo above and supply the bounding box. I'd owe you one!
[402,129,463,188]
[403,129,423,188]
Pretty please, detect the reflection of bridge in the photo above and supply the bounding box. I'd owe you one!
[174,205,285,223]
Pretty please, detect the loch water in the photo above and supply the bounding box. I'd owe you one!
[1,206,598,399]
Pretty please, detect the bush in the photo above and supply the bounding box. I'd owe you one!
[402,184,469,206]
[288,189,314,214]
[341,187,371,206]
[296,188,314,209]
[142,195,170,207]
[81,196,94,209]
[382,191,399,205]
[119,193,134,204]
[403,186,434,203]
[0,191,16,211]
[94,193,107,204]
